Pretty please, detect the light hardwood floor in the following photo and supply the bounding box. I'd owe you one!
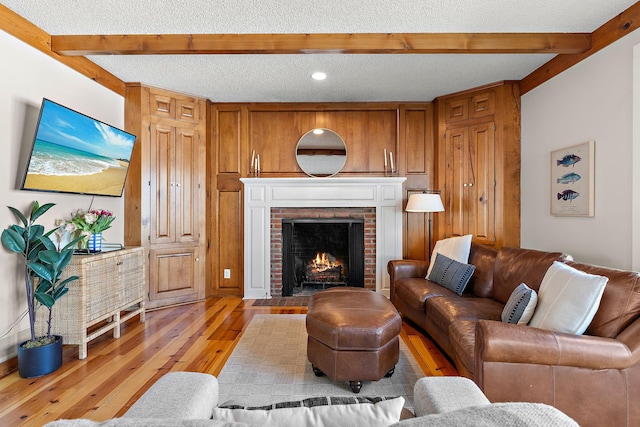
[0,297,457,426]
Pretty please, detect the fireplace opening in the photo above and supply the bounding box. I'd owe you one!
[281,218,365,296]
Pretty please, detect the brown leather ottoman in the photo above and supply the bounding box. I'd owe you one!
[306,287,402,393]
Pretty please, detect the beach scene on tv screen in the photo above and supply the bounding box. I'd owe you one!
[22,100,136,196]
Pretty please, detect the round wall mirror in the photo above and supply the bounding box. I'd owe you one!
[296,128,347,177]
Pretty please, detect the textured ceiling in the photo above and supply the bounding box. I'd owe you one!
[1,0,637,102]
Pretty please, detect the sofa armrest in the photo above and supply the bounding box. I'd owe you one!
[476,320,633,370]
[412,377,490,417]
[387,260,429,303]
[124,372,219,419]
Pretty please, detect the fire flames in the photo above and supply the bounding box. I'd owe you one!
[310,252,339,272]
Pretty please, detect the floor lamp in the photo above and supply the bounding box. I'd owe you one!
[405,191,444,260]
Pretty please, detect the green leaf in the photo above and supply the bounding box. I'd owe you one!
[30,202,55,223]
[35,292,55,309]
[53,287,69,300]
[59,275,79,288]
[28,262,54,282]
[38,249,61,266]
[7,206,28,227]
[1,228,26,253]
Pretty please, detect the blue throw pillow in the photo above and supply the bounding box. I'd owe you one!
[427,253,476,296]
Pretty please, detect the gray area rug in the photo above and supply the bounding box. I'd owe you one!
[216,314,425,411]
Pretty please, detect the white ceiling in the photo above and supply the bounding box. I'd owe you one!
[1,0,637,102]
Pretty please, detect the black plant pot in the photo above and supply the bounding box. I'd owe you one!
[17,335,63,378]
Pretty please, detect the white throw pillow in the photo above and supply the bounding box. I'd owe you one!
[212,396,404,427]
[501,283,538,325]
[426,235,473,280]
[528,262,608,335]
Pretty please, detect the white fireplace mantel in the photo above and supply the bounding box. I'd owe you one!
[240,177,406,299]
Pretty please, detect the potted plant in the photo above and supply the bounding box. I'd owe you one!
[1,201,82,377]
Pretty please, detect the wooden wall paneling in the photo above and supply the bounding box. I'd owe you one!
[494,83,521,248]
[217,110,241,174]
[404,189,429,261]
[249,110,313,174]
[210,105,244,297]
[124,84,146,248]
[401,105,436,259]
[216,191,243,295]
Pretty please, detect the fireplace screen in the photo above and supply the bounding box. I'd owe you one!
[281,218,364,296]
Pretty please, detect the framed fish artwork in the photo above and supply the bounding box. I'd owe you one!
[550,141,595,217]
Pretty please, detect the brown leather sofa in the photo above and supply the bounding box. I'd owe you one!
[388,243,640,427]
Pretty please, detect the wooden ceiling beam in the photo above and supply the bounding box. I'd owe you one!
[51,33,591,56]
[0,5,125,96]
[520,1,640,94]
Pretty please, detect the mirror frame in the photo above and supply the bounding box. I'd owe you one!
[295,128,347,177]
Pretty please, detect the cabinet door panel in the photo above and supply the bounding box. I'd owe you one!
[149,247,199,303]
[468,123,496,245]
[149,93,175,119]
[150,123,175,244]
[176,98,199,123]
[445,128,467,238]
[175,127,200,243]
[470,91,495,118]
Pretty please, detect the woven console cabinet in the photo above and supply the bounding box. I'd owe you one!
[36,246,146,359]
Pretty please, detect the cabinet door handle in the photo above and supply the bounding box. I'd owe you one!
[468,183,473,187]
[176,183,181,187]
[463,183,467,187]
[116,261,123,266]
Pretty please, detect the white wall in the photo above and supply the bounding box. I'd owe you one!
[0,30,126,362]
[522,28,640,270]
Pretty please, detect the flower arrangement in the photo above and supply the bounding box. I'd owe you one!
[68,209,115,235]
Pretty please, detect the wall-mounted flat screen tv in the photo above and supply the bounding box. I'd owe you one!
[21,98,136,197]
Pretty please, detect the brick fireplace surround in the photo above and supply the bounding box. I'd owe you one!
[271,207,376,296]
[240,177,406,299]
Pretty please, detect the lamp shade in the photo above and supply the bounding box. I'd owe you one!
[405,193,444,213]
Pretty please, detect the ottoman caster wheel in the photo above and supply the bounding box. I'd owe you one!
[385,366,395,378]
[312,365,325,377]
[349,381,362,393]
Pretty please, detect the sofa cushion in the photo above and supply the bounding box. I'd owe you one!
[466,243,498,298]
[492,247,569,304]
[394,278,454,312]
[426,235,472,280]
[528,262,608,335]
[426,296,503,342]
[211,396,405,427]
[501,283,538,325]
[427,253,476,296]
[565,261,640,338]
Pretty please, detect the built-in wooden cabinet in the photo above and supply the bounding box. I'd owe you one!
[124,84,207,309]
[435,82,520,249]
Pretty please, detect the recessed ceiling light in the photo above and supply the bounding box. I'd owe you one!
[311,72,327,81]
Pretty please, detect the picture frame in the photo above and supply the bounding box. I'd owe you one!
[550,141,595,217]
